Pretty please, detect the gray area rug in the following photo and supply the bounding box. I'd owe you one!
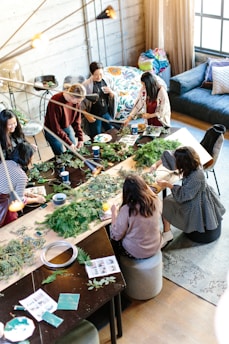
[162,120,229,305]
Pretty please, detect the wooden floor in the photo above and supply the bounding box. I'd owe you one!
[29,113,221,344]
[99,113,220,344]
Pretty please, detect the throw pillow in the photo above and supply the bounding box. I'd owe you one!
[201,81,213,89]
[212,65,229,95]
[204,58,229,82]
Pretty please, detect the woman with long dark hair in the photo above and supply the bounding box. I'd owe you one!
[124,71,171,127]
[151,146,226,247]
[0,109,26,159]
[110,174,162,259]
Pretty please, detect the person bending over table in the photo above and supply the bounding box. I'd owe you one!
[82,61,118,139]
[151,146,226,248]
[110,174,163,259]
[0,109,36,159]
[44,83,86,156]
[0,142,46,227]
[124,71,171,128]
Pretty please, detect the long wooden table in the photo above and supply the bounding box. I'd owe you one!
[0,127,213,292]
[0,127,213,343]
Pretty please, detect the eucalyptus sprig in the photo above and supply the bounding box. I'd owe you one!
[87,276,116,290]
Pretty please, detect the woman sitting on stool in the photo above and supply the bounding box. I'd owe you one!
[151,146,226,247]
[110,174,163,259]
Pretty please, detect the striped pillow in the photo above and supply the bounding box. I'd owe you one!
[212,65,229,95]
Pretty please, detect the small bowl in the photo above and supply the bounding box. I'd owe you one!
[52,193,67,206]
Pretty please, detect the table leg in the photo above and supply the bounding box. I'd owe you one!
[32,135,42,160]
[115,293,122,337]
[109,297,116,344]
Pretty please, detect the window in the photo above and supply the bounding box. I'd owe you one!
[195,0,229,56]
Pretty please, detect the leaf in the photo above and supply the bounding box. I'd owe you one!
[42,269,67,284]
[76,247,91,265]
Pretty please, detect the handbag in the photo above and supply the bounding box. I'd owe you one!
[0,194,10,227]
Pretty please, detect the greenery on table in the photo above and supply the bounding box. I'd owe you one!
[38,199,103,238]
[0,236,45,280]
[87,276,116,290]
[133,138,180,167]
[76,174,124,201]
[91,142,134,168]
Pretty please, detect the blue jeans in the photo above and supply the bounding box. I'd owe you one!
[89,112,113,139]
[45,126,76,156]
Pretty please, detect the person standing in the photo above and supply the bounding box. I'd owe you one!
[82,61,118,139]
[44,83,86,156]
[124,71,171,128]
[110,174,163,259]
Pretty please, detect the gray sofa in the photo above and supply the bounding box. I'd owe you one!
[169,62,229,129]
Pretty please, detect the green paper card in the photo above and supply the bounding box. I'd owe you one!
[42,311,63,328]
[57,293,80,310]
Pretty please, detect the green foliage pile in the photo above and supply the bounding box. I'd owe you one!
[39,199,102,238]
[133,138,180,167]
[0,236,45,280]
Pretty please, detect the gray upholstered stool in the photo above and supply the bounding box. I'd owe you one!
[119,250,163,300]
[55,320,100,344]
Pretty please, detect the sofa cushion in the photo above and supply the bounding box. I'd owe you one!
[170,63,207,95]
[169,87,229,128]
[212,65,229,95]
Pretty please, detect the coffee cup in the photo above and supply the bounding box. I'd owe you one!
[101,86,107,93]
[60,171,70,184]
[92,146,100,158]
[131,124,138,135]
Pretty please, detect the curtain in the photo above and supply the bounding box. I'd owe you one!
[144,0,195,75]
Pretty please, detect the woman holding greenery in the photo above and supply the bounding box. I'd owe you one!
[0,142,46,227]
[110,174,163,259]
[124,71,171,128]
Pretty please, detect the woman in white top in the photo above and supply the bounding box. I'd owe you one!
[124,71,171,128]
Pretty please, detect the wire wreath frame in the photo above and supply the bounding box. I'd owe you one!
[40,241,78,269]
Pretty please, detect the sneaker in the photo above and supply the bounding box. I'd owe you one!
[161,230,173,248]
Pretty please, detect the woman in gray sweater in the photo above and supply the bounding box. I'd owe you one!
[152,146,226,247]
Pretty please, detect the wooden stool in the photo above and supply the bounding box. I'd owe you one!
[55,320,100,344]
[120,250,163,300]
[186,221,221,243]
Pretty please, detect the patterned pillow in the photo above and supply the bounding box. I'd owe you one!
[104,66,142,119]
[212,65,229,95]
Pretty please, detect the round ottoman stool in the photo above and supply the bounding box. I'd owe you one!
[55,320,100,344]
[119,250,163,300]
[186,221,221,243]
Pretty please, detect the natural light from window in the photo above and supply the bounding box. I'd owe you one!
[195,0,229,55]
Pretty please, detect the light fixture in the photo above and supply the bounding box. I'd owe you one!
[0,144,24,212]
[96,5,116,20]
[31,33,49,49]
[0,33,49,64]
[0,5,116,64]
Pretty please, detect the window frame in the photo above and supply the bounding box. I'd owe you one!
[195,0,229,57]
